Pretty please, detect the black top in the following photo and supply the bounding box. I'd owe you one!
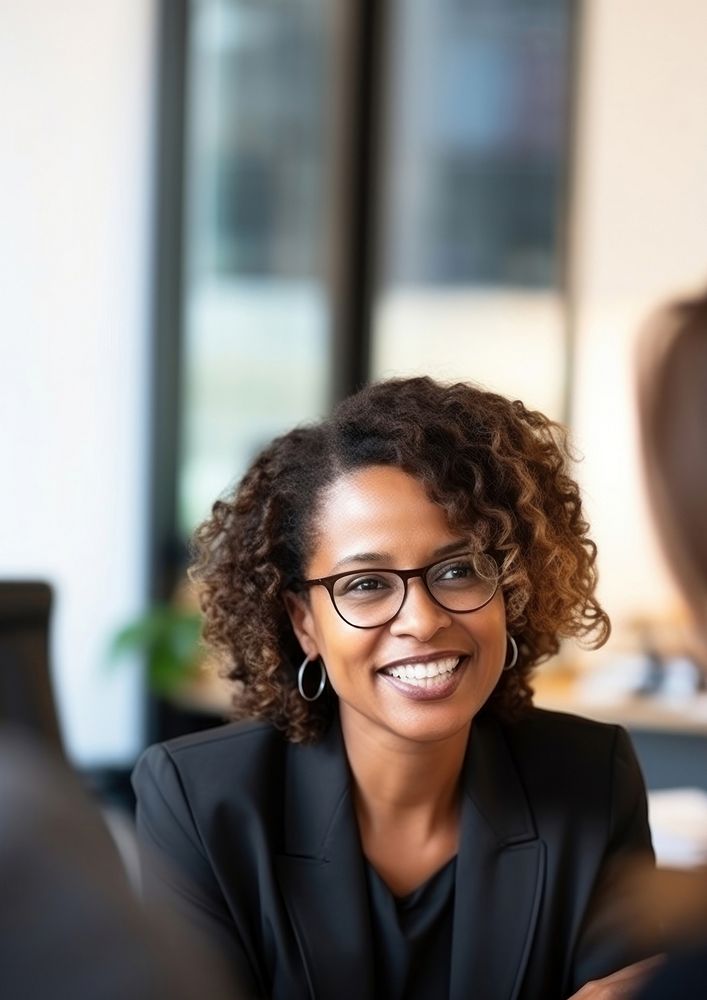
[132,710,656,1000]
[366,858,456,1000]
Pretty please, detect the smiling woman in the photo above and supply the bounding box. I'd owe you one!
[284,466,508,750]
[133,377,657,1000]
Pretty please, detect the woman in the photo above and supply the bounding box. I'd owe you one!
[133,377,655,1000]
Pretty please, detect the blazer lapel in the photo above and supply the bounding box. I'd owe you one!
[275,720,375,1000]
[450,715,545,1000]
[275,714,543,1000]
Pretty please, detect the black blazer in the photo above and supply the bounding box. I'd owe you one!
[132,708,654,1000]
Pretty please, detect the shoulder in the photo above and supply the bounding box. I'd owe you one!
[490,709,651,860]
[502,705,627,753]
[132,718,350,868]
[155,718,285,769]
[132,720,289,821]
[134,717,288,781]
[498,706,642,801]
[132,719,298,866]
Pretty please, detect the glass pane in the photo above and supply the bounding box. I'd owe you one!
[179,0,334,534]
[373,0,572,417]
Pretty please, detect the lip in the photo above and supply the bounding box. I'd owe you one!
[376,655,469,702]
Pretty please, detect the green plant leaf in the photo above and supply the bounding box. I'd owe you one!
[107,605,204,696]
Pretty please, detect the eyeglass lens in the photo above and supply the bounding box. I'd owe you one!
[331,552,498,627]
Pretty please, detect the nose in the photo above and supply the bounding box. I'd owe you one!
[388,576,452,641]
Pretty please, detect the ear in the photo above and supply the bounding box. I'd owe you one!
[283,590,320,660]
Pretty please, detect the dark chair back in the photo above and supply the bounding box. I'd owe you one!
[0,582,64,756]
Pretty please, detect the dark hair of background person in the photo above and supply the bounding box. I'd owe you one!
[637,290,707,653]
[191,376,610,743]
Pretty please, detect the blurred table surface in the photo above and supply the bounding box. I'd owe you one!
[533,672,707,736]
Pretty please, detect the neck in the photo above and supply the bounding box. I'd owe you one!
[340,710,470,834]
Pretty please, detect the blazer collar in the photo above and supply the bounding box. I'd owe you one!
[276,713,543,1000]
[461,710,537,845]
[281,716,352,859]
[450,713,545,1000]
[276,718,375,1000]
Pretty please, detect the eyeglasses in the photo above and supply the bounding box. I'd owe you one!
[299,551,499,629]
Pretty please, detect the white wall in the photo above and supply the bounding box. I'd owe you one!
[0,1,157,764]
[569,0,707,648]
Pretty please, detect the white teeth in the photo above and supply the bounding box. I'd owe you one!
[385,656,461,685]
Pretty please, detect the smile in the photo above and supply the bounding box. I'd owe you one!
[380,655,462,687]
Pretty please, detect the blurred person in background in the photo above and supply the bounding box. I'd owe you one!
[134,376,660,1000]
[637,290,707,658]
[634,289,707,1000]
[0,726,234,1000]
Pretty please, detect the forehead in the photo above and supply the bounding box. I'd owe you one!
[307,465,463,574]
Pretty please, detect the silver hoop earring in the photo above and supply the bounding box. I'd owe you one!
[297,655,327,702]
[503,634,518,671]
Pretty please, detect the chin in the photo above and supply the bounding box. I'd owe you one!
[384,704,481,745]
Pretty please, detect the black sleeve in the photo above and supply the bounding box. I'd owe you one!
[132,744,264,999]
[636,947,707,1000]
[568,727,657,996]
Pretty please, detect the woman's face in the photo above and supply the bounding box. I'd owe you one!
[287,465,507,746]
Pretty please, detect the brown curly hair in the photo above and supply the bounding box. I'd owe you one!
[191,376,610,743]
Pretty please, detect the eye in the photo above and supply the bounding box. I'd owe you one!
[432,557,478,584]
[344,575,389,592]
[337,573,395,598]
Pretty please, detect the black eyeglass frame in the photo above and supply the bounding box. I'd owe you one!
[297,551,499,629]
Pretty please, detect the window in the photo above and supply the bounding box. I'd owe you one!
[373,0,572,417]
[178,0,338,533]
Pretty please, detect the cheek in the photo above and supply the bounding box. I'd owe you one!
[480,593,507,637]
[473,600,508,671]
[322,632,379,681]
[307,597,368,665]
[309,613,381,694]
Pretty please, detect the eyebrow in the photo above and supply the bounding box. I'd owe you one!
[330,539,470,572]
